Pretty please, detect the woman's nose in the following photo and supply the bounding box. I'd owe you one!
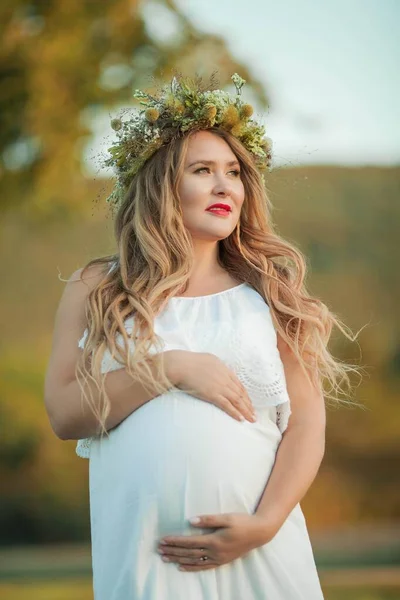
[213,180,232,197]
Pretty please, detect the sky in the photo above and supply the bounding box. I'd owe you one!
[83,0,400,173]
[173,0,400,167]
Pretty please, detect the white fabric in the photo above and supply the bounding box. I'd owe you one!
[76,283,324,599]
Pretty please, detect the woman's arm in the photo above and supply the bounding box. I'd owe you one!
[152,336,326,570]
[254,334,326,532]
[44,265,182,441]
[47,351,182,441]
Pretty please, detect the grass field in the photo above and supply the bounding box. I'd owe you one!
[1,542,399,599]
[1,577,400,600]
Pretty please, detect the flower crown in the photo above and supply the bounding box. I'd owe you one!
[103,72,273,208]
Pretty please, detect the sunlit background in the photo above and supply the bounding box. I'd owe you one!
[1,0,399,598]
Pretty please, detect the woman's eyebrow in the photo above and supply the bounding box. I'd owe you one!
[187,159,240,168]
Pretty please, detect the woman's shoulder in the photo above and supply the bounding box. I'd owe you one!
[69,261,116,285]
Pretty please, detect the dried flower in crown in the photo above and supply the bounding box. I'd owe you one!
[103,72,273,207]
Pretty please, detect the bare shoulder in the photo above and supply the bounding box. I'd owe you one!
[62,263,113,308]
[67,262,109,293]
[53,262,111,347]
[45,262,112,397]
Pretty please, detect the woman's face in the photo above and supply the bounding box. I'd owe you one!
[178,130,245,241]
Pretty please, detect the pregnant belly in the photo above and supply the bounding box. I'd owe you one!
[89,393,282,535]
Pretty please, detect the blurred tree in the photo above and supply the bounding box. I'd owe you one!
[1,165,400,544]
[1,1,399,548]
[0,0,269,217]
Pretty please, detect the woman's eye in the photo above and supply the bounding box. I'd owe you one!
[194,168,241,176]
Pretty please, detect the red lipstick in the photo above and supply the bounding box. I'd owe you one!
[206,203,232,214]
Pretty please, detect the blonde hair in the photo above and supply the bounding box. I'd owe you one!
[76,127,366,438]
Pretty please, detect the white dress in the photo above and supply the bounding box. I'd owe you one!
[76,282,324,600]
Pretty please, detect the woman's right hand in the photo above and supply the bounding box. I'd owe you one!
[167,350,257,423]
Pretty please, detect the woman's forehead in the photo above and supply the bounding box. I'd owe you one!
[185,131,237,162]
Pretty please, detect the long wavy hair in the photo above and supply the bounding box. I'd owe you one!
[76,127,365,438]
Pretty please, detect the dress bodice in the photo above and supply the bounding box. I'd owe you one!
[76,282,291,458]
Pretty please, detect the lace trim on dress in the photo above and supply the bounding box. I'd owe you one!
[227,321,292,435]
[76,437,92,459]
[235,355,290,406]
[276,400,291,434]
[235,354,291,435]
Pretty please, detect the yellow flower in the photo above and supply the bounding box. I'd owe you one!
[145,108,160,123]
[222,105,239,128]
[203,104,217,120]
[174,101,185,114]
[241,104,254,118]
[230,123,243,137]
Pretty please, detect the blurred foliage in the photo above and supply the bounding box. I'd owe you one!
[0,165,399,544]
[0,0,270,545]
[0,0,268,217]
[0,578,400,599]
[0,0,399,550]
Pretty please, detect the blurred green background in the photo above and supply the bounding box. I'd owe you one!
[1,0,399,597]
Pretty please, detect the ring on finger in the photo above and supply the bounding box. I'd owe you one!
[199,547,209,561]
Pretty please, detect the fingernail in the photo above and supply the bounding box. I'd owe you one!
[189,516,200,524]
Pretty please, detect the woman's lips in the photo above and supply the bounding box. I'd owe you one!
[206,209,231,216]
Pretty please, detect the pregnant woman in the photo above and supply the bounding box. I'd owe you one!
[45,73,360,599]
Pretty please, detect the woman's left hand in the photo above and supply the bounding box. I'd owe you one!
[157,513,278,572]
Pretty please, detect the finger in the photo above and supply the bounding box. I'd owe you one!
[228,376,253,410]
[216,396,247,422]
[228,374,253,406]
[237,382,255,413]
[160,535,213,548]
[224,389,255,423]
[164,554,215,566]
[159,547,207,558]
[236,386,257,420]
[193,513,232,528]
[179,563,217,572]
[227,377,254,412]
